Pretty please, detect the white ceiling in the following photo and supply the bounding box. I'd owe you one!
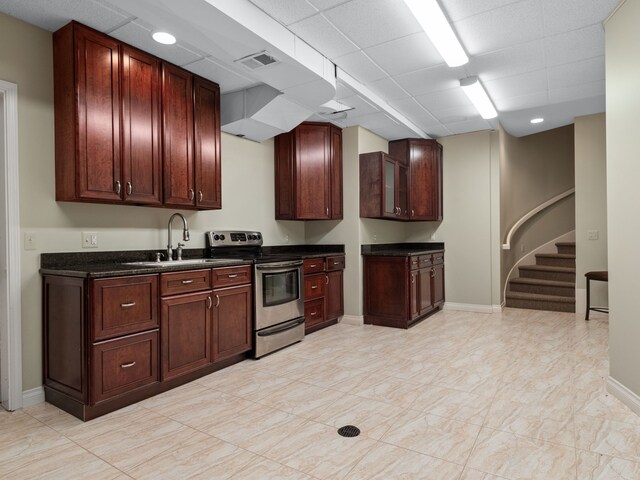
[0,0,619,139]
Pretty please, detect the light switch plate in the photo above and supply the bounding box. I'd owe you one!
[587,230,599,240]
[82,231,98,248]
[24,232,36,250]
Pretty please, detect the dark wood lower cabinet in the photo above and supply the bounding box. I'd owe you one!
[213,285,252,361]
[363,251,445,329]
[303,256,345,334]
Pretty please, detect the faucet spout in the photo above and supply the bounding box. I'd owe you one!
[167,213,190,261]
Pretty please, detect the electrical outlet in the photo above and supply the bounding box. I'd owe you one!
[82,231,98,248]
[373,233,377,243]
[588,230,599,240]
[24,232,36,251]
[284,234,289,244]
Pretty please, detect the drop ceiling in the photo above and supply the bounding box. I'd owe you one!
[0,0,618,139]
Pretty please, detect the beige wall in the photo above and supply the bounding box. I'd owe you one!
[574,113,608,311]
[605,0,640,398]
[500,125,576,295]
[1,13,306,391]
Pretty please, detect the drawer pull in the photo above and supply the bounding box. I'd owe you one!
[121,361,136,369]
[310,311,317,316]
[181,279,194,285]
[333,262,341,265]
[311,285,318,289]
[309,264,317,268]
[227,274,238,278]
[120,302,136,308]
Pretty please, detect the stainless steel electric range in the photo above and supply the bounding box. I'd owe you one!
[206,230,304,358]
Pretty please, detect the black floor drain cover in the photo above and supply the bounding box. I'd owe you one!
[337,425,360,437]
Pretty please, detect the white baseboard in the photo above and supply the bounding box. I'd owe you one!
[22,386,45,408]
[492,304,503,313]
[339,315,364,326]
[607,376,640,417]
[444,302,494,314]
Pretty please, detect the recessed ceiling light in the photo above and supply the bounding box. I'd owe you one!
[152,31,176,45]
[530,117,544,124]
[459,76,497,120]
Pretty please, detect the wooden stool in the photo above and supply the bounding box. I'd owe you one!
[585,271,608,320]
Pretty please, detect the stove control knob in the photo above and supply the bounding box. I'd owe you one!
[220,234,226,241]
[249,235,255,240]
[257,234,262,239]
[214,234,220,241]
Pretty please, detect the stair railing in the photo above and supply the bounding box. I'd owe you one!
[502,188,575,250]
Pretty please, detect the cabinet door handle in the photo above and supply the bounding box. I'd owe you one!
[121,361,136,369]
[181,279,194,285]
[120,302,136,308]
[198,190,203,202]
[215,295,220,308]
[189,188,195,201]
[227,274,238,278]
[115,180,121,195]
[311,285,318,289]
[126,181,132,195]
[411,209,415,217]
[431,268,435,277]
[325,275,329,285]
[207,296,212,309]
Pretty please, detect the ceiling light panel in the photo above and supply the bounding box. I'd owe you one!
[460,76,498,119]
[403,0,468,67]
[152,31,176,44]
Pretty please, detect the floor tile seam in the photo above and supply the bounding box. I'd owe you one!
[573,447,640,466]
[0,439,81,478]
[475,424,579,451]
[573,409,640,428]
[334,438,381,480]
[375,435,471,467]
[231,451,319,480]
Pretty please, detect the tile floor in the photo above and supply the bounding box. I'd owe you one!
[2,308,635,479]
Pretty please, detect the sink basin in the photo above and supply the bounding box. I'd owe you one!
[124,258,246,267]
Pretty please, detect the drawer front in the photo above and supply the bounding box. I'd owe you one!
[304,258,325,274]
[432,252,444,265]
[409,256,420,271]
[91,330,159,404]
[212,265,252,288]
[419,255,433,268]
[92,275,158,341]
[160,269,211,296]
[326,255,345,271]
[305,298,325,328]
[304,273,325,300]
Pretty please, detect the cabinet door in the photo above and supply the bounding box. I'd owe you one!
[296,124,330,219]
[325,270,344,321]
[409,270,419,319]
[161,291,211,380]
[194,77,221,209]
[408,141,433,220]
[75,26,121,201]
[330,126,343,219]
[162,63,194,207]
[418,268,433,315]
[432,263,445,307]
[121,46,161,205]
[274,131,295,220]
[212,285,252,361]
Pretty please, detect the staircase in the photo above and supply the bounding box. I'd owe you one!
[506,242,576,312]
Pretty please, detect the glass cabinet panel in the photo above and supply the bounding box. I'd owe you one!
[384,159,395,215]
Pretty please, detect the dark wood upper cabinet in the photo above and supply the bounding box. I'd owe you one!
[194,77,222,209]
[275,122,343,220]
[53,21,221,210]
[388,138,443,221]
[162,63,195,207]
[121,46,161,205]
[359,151,408,220]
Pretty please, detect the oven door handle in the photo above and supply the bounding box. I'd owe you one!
[257,317,305,337]
[256,260,303,270]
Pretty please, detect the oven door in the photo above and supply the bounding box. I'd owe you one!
[255,261,304,331]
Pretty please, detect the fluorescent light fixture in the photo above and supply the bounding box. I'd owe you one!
[152,31,176,45]
[460,76,497,120]
[530,117,544,124]
[403,0,468,67]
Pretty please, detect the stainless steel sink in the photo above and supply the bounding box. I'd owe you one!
[124,258,246,267]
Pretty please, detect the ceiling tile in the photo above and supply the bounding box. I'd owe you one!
[548,80,605,104]
[334,51,388,83]
[289,14,359,59]
[389,97,441,129]
[453,0,543,56]
[344,112,420,140]
[494,91,548,112]
[368,77,410,101]
[445,117,492,135]
[547,56,605,90]
[0,0,131,31]
[306,0,350,11]
[414,88,474,119]
[394,64,465,98]
[340,94,381,118]
[544,24,605,67]
[364,32,444,76]
[541,0,619,36]
[423,124,453,138]
[248,0,318,26]
[440,0,524,22]
[483,69,548,101]
[334,81,356,100]
[323,0,421,49]
[467,40,545,81]
[187,58,257,94]
[109,20,203,66]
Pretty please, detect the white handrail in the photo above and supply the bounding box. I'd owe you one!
[502,188,575,250]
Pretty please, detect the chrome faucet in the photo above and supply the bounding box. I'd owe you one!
[167,213,190,261]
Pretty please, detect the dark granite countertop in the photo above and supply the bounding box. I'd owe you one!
[40,244,345,278]
[361,242,445,257]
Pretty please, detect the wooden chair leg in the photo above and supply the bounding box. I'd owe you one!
[585,277,591,321]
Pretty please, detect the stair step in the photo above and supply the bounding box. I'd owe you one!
[535,253,576,268]
[519,265,576,282]
[555,242,576,255]
[505,291,576,313]
[509,277,576,297]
